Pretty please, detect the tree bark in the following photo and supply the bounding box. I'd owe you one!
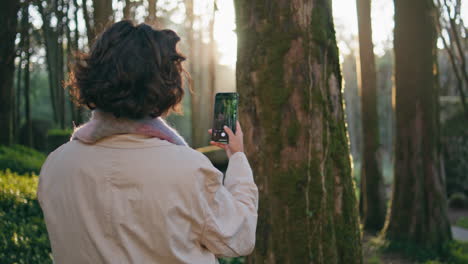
[22,5,33,147]
[93,0,114,36]
[15,50,22,143]
[145,0,158,25]
[0,0,20,146]
[37,1,59,124]
[186,0,202,147]
[73,0,84,124]
[385,0,452,252]
[82,0,94,45]
[234,0,362,263]
[57,0,66,128]
[208,2,216,126]
[356,0,386,232]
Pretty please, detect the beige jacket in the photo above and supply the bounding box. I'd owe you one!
[37,134,258,264]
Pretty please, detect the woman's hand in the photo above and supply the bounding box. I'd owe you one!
[208,121,244,158]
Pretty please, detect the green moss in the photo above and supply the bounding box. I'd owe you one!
[269,160,322,263]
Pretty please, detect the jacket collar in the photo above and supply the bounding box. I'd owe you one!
[91,133,176,149]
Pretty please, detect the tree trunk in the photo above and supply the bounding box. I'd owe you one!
[37,2,59,124]
[145,0,158,25]
[234,0,362,263]
[93,0,113,36]
[57,0,66,128]
[82,0,94,45]
[124,0,142,21]
[23,6,33,147]
[15,50,22,143]
[356,0,386,232]
[0,0,20,146]
[73,0,84,124]
[186,0,201,147]
[208,2,216,122]
[385,0,452,252]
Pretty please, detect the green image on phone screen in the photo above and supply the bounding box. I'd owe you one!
[211,92,239,144]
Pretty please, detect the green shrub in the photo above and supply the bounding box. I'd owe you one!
[456,217,468,229]
[218,257,245,264]
[449,192,468,209]
[0,145,46,175]
[445,241,468,264]
[47,129,72,153]
[0,170,52,263]
[442,111,468,196]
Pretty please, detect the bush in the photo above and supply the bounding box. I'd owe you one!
[0,170,52,263]
[0,145,46,175]
[18,119,52,152]
[47,129,72,153]
[449,192,468,209]
[442,111,468,196]
[218,257,244,264]
[456,217,468,229]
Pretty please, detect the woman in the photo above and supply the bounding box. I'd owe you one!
[37,20,258,264]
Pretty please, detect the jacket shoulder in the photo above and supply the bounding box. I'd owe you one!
[172,145,213,167]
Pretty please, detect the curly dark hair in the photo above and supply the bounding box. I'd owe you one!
[67,20,188,119]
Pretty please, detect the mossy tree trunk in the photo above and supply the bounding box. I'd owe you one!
[385,0,452,251]
[0,0,20,146]
[356,0,386,232]
[234,0,362,263]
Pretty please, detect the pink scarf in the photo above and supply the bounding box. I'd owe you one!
[71,109,188,146]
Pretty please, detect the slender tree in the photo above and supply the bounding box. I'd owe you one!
[72,0,84,124]
[14,45,23,142]
[385,0,452,252]
[82,0,94,45]
[356,0,386,232]
[22,5,33,147]
[37,1,59,124]
[208,1,217,125]
[0,0,20,146]
[186,0,202,147]
[146,0,159,25]
[435,0,468,117]
[234,0,362,262]
[93,0,114,35]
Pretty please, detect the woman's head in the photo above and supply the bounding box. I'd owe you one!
[68,20,187,119]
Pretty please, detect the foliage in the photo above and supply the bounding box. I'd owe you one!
[377,236,468,263]
[0,145,46,175]
[442,111,468,196]
[448,192,468,209]
[455,217,468,229]
[0,170,52,264]
[218,257,244,264]
[47,129,72,153]
[47,129,73,137]
[445,241,468,264]
[367,255,381,264]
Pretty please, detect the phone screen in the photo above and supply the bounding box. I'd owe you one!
[211,92,239,143]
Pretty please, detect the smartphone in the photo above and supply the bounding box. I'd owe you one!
[211,92,239,144]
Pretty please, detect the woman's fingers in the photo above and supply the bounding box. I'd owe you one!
[223,125,235,138]
[208,129,212,134]
[236,120,243,135]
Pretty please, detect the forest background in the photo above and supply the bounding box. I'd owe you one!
[0,0,467,263]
